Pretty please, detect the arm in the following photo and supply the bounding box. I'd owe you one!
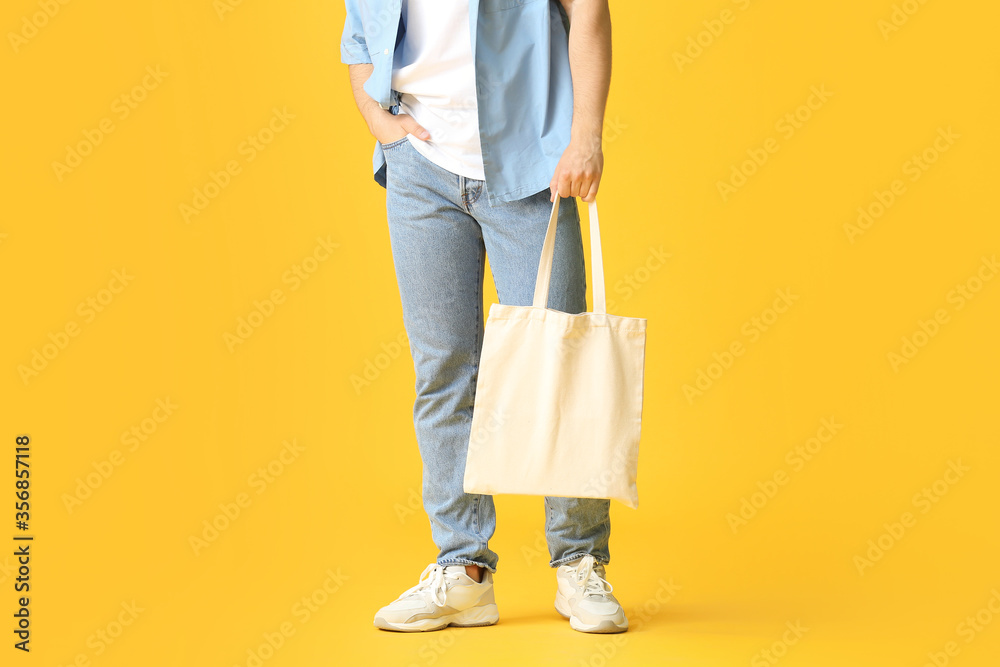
[341,0,428,144]
[549,0,612,203]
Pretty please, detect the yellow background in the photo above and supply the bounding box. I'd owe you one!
[3,0,999,665]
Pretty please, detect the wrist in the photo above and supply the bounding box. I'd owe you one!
[362,103,388,136]
[570,124,604,149]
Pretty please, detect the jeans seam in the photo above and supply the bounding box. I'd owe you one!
[438,557,495,573]
[382,136,409,151]
[544,497,553,562]
[467,182,483,207]
[472,237,484,541]
[551,552,606,568]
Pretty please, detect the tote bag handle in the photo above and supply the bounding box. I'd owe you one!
[532,197,606,314]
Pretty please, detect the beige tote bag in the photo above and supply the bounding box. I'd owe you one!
[462,197,647,509]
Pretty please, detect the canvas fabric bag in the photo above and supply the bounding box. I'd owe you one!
[462,197,647,509]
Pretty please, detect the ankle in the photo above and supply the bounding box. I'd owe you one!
[465,565,484,583]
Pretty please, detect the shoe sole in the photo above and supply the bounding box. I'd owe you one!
[374,603,499,632]
[554,592,628,634]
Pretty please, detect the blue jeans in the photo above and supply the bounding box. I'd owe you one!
[382,135,612,574]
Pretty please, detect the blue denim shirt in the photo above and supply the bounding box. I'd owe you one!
[341,0,574,205]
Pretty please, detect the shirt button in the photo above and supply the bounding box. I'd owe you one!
[383,48,389,54]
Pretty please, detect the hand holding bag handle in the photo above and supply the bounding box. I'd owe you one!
[532,197,606,314]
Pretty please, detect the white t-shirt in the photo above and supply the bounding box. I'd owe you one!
[391,0,485,181]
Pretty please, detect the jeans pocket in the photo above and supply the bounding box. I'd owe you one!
[381,135,410,151]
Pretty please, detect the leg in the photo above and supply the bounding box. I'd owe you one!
[470,185,612,568]
[383,138,499,573]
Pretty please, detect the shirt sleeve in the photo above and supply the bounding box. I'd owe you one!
[340,0,372,65]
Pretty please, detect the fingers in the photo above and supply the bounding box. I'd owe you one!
[552,169,599,202]
[398,113,430,140]
[551,170,573,201]
[549,172,565,201]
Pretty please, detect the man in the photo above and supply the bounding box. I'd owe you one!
[341,0,627,633]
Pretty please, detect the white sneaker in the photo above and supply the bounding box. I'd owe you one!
[373,563,499,632]
[554,555,628,633]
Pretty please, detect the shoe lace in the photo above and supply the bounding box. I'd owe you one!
[394,563,453,607]
[574,556,614,598]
